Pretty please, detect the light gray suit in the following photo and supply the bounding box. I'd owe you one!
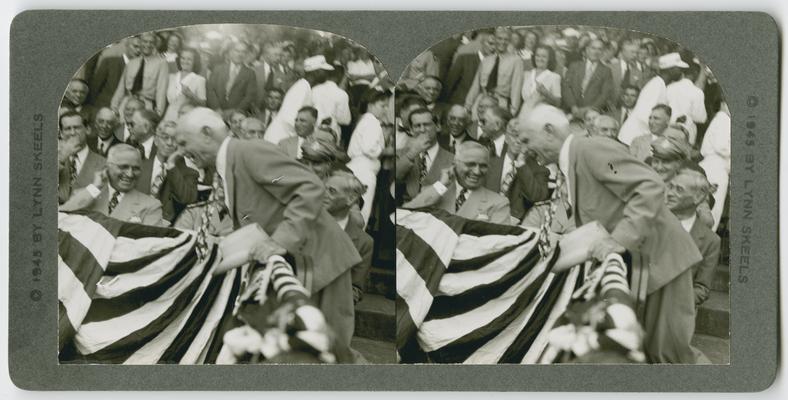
[404,181,511,225]
[60,186,165,227]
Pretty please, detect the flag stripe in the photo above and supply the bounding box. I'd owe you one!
[58,230,107,294]
[396,251,436,333]
[104,235,191,275]
[449,232,536,268]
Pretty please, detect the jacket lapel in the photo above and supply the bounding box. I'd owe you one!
[225,139,238,223]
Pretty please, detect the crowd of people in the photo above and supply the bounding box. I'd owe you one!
[395,25,730,363]
[57,24,395,363]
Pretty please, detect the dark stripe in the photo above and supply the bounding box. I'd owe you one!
[498,269,572,363]
[83,246,219,363]
[426,243,541,320]
[58,230,105,298]
[396,225,447,295]
[203,270,244,364]
[159,272,235,363]
[82,242,200,324]
[116,219,182,239]
[395,295,416,350]
[59,301,77,353]
[461,218,526,237]
[447,232,536,273]
[425,248,561,363]
[104,235,191,276]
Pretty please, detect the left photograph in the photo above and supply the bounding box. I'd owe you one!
[56,23,396,364]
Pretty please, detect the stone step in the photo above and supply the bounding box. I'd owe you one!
[354,293,395,341]
[695,290,729,338]
[351,336,397,364]
[367,266,395,298]
[691,334,730,364]
[711,264,730,292]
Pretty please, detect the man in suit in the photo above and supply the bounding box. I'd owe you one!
[518,104,703,363]
[607,84,640,127]
[174,107,362,349]
[438,104,475,152]
[444,33,490,105]
[323,170,374,305]
[206,41,258,113]
[128,108,160,162]
[250,42,281,104]
[416,75,450,122]
[89,36,140,109]
[666,166,721,307]
[118,96,146,143]
[59,79,96,125]
[404,141,511,225]
[562,39,615,119]
[110,32,169,116]
[60,144,164,226]
[464,27,525,116]
[498,119,551,222]
[252,87,283,128]
[278,106,317,159]
[396,108,454,202]
[477,106,512,193]
[87,107,123,157]
[629,104,672,161]
[138,120,199,224]
[239,117,266,140]
[57,111,106,204]
[608,40,646,108]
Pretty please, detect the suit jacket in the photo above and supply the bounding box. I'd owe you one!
[607,106,634,127]
[405,181,511,225]
[153,158,200,223]
[400,145,455,202]
[344,219,374,291]
[87,135,121,157]
[465,53,524,113]
[89,56,126,108]
[445,53,481,105]
[224,139,361,293]
[484,143,510,193]
[134,143,160,194]
[111,55,169,115]
[57,149,106,204]
[437,130,476,152]
[607,58,645,108]
[562,60,614,112]
[689,217,721,291]
[567,136,702,293]
[277,136,301,159]
[60,186,164,226]
[507,156,551,221]
[206,63,258,112]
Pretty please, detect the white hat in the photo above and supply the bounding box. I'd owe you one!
[303,55,335,72]
[658,53,689,70]
[562,28,580,38]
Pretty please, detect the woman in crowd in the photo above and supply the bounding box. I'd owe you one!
[163,47,207,122]
[519,45,562,118]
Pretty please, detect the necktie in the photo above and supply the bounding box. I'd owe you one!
[150,163,167,198]
[195,172,226,261]
[478,135,496,157]
[226,64,238,99]
[500,158,517,195]
[455,187,468,212]
[485,55,500,93]
[622,108,630,124]
[621,62,631,88]
[107,190,121,215]
[131,57,145,94]
[581,62,595,96]
[128,139,145,159]
[69,156,78,184]
[264,66,275,89]
[418,152,428,187]
[537,172,564,258]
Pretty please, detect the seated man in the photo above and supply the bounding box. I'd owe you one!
[665,166,721,307]
[629,104,671,161]
[323,170,373,305]
[404,141,510,224]
[396,108,454,203]
[278,106,317,159]
[60,144,165,226]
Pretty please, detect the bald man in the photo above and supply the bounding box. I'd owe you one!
[174,107,361,349]
[60,144,165,226]
[517,104,703,363]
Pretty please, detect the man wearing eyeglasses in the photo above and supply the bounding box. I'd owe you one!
[60,144,165,227]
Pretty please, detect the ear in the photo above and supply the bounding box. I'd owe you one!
[200,126,214,140]
[543,123,555,137]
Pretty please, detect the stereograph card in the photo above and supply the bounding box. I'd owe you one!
[7,10,779,391]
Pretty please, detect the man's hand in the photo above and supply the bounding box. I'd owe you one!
[166,148,184,170]
[587,236,625,262]
[438,167,455,187]
[248,238,287,264]
[92,168,109,189]
[408,132,432,156]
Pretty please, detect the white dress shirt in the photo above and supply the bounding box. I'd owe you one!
[72,145,89,176]
[618,76,667,145]
[215,136,233,211]
[680,214,697,233]
[558,134,575,206]
[423,142,440,174]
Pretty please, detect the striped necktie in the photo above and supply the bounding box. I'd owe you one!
[500,158,517,195]
[537,172,564,258]
[418,152,428,187]
[107,190,121,215]
[69,156,78,184]
[150,164,167,198]
[455,187,468,212]
[195,172,225,261]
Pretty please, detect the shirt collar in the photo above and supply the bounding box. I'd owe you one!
[493,134,506,157]
[140,136,155,159]
[426,142,440,162]
[558,134,575,178]
[336,215,350,230]
[108,184,125,202]
[74,145,89,165]
[680,214,697,233]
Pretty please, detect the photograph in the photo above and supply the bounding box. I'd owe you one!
[394,24,730,364]
[56,23,397,365]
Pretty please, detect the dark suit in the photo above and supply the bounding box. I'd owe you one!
[152,157,200,224]
[566,136,702,363]
[688,217,721,305]
[57,149,106,204]
[344,219,374,292]
[607,106,633,127]
[87,135,121,157]
[445,53,481,105]
[562,60,614,112]
[206,63,258,112]
[89,56,126,108]
[483,142,509,193]
[399,145,455,202]
[223,138,361,347]
[437,130,476,153]
[134,143,159,194]
[507,156,551,221]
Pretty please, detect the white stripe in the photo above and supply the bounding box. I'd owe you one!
[397,210,459,267]
[93,234,197,298]
[601,281,631,296]
[74,253,211,355]
[524,265,582,364]
[123,263,228,364]
[59,213,115,271]
[438,238,538,296]
[463,271,555,364]
[179,271,238,364]
[601,274,627,287]
[58,255,93,333]
[108,233,191,264]
[451,230,536,261]
[417,255,552,352]
[396,250,434,329]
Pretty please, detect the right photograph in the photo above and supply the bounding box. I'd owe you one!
[394,25,730,365]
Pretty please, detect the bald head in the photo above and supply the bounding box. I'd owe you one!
[174,107,230,169]
[106,144,142,193]
[517,104,570,165]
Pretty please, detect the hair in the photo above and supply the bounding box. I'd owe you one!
[593,115,620,131]
[651,103,672,117]
[241,117,265,130]
[518,104,570,135]
[134,108,161,129]
[485,105,513,125]
[397,95,427,114]
[68,78,89,89]
[107,143,141,162]
[266,87,285,97]
[177,107,230,139]
[455,141,490,161]
[621,84,641,95]
[156,120,177,134]
[175,47,203,73]
[407,107,438,126]
[330,170,367,203]
[298,106,318,120]
[531,44,557,71]
[523,29,541,49]
[362,88,391,106]
[675,165,713,199]
[59,110,86,130]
